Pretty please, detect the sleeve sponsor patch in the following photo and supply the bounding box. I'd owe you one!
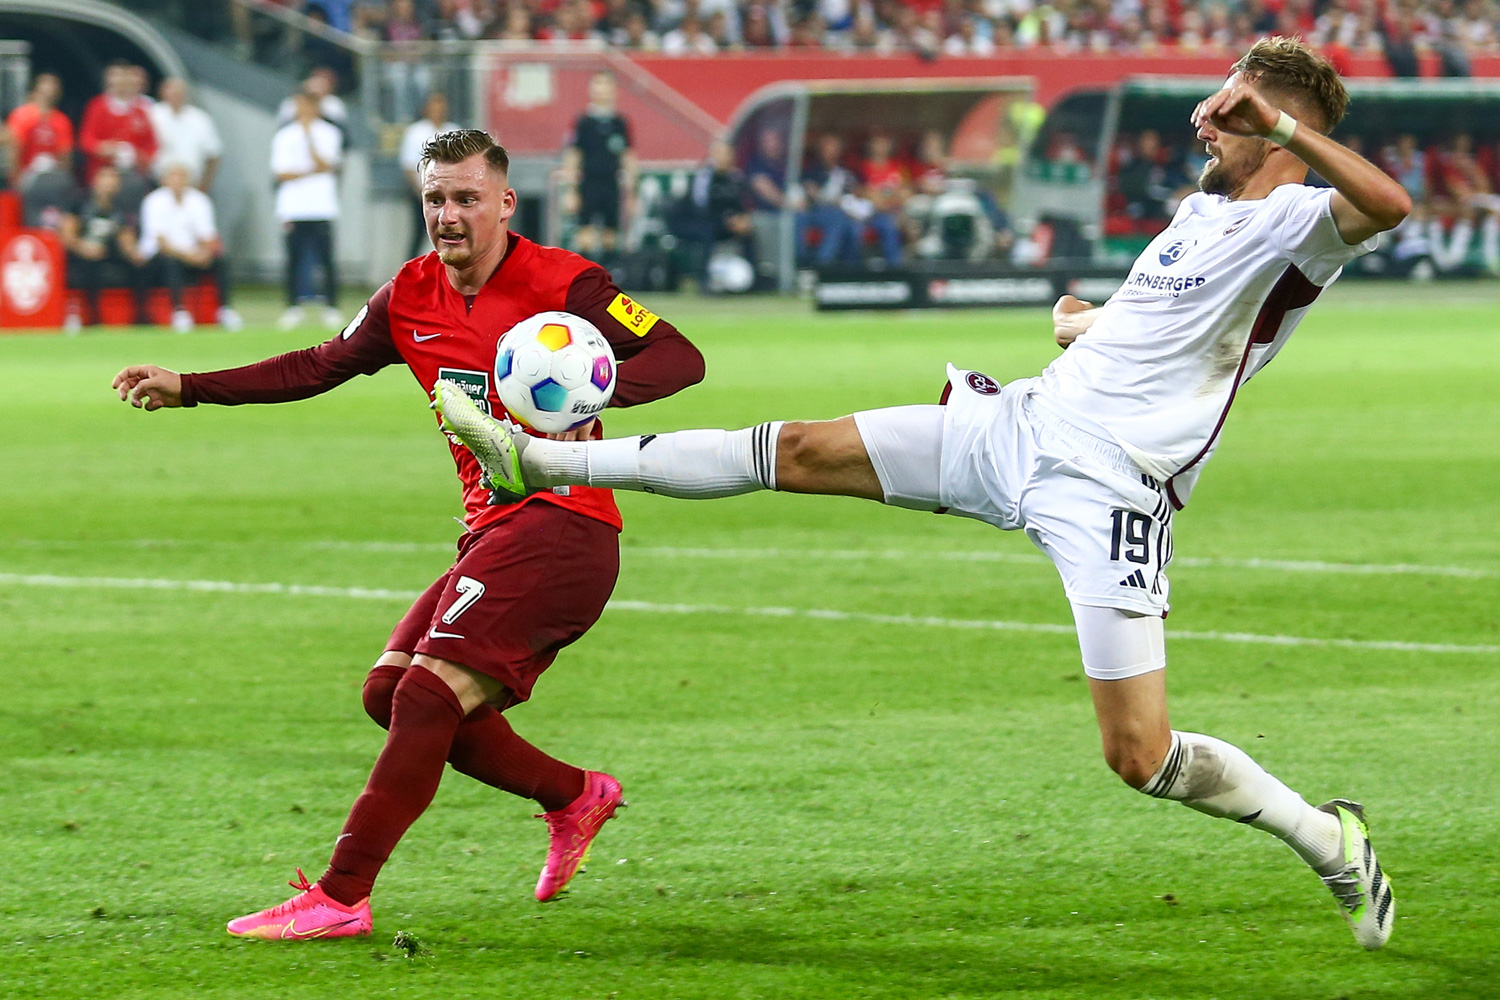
[606,293,660,337]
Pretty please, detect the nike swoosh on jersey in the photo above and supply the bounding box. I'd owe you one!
[414,330,440,342]
[428,627,465,640]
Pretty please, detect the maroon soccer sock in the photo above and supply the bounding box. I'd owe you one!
[448,707,586,813]
[357,663,584,812]
[320,668,465,905]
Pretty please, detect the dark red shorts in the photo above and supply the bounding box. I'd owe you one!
[388,502,620,706]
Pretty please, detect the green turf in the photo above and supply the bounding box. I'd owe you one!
[2,286,1497,999]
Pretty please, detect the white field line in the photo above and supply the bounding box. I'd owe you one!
[2,571,1496,657]
[6,539,1499,580]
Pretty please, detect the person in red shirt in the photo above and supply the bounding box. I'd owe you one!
[857,132,907,265]
[78,60,157,188]
[111,129,704,939]
[6,73,74,182]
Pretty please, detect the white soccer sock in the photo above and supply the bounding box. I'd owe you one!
[521,423,783,498]
[1142,731,1343,874]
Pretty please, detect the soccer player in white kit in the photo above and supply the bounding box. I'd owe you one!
[435,38,1411,950]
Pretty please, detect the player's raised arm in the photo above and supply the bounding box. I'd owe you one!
[112,284,404,411]
[1193,74,1410,244]
[564,267,705,407]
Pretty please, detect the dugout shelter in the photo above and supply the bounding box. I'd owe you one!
[721,77,1037,291]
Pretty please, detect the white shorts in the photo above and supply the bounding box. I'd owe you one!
[853,366,1174,621]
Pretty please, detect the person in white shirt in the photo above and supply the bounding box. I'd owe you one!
[139,161,241,332]
[149,78,223,190]
[398,92,461,259]
[270,91,344,329]
[275,67,349,131]
[438,38,1413,953]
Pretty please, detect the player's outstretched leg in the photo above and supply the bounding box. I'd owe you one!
[433,378,929,505]
[1078,606,1394,950]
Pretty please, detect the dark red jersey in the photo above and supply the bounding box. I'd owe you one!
[181,232,704,532]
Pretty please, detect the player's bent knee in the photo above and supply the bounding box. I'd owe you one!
[362,663,407,730]
[1101,734,1171,790]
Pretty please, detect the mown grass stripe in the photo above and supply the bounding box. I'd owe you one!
[3,571,1495,656]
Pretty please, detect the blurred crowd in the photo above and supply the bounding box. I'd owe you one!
[1,61,380,329]
[649,123,1015,289]
[1103,126,1500,269]
[263,0,1500,69]
[3,61,242,330]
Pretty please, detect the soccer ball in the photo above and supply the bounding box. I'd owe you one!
[494,311,617,434]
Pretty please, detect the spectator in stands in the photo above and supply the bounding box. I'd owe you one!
[149,77,223,191]
[431,0,486,39]
[79,60,156,206]
[741,2,786,46]
[670,139,755,286]
[60,165,148,328]
[563,71,634,264]
[856,132,906,266]
[618,9,663,47]
[276,68,349,130]
[7,73,73,188]
[399,92,462,259]
[944,13,998,55]
[1382,7,1423,76]
[661,12,721,52]
[1116,129,1171,224]
[139,161,242,333]
[383,0,435,121]
[271,90,344,329]
[596,0,637,42]
[796,133,860,264]
[745,125,789,213]
[1382,133,1433,262]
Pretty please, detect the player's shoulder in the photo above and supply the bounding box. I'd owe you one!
[392,251,442,289]
[515,234,601,287]
[1262,182,1330,206]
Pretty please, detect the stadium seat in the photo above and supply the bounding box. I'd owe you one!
[66,279,221,326]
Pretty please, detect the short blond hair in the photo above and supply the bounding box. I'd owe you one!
[1233,36,1349,133]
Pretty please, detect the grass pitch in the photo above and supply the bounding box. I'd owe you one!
[2,287,1497,999]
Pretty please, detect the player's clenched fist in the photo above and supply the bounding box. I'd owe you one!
[113,365,184,410]
[1052,294,1097,348]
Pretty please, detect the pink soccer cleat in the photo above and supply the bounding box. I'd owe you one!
[535,770,626,902]
[226,869,372,940]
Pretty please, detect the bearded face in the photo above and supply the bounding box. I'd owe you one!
[1198,132,1273,198]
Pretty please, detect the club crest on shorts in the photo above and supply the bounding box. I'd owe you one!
[965,371,1001,395]
[1158,239,1196,267]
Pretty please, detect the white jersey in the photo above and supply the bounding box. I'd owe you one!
[1030,184,1377,507]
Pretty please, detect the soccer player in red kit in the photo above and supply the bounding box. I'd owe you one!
[111,129,704,940]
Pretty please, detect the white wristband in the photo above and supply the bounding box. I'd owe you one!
[1266,111,1298,147]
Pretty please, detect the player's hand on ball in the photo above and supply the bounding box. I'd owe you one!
[1192,76,1279,138]
[1052,295,1096,348]
[113,365,183,410]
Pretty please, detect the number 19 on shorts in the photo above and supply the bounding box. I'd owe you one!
[1108,509,1152,565]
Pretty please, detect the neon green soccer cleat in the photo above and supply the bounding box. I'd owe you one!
[430,379,530,500]
[1317,799,1395,950]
